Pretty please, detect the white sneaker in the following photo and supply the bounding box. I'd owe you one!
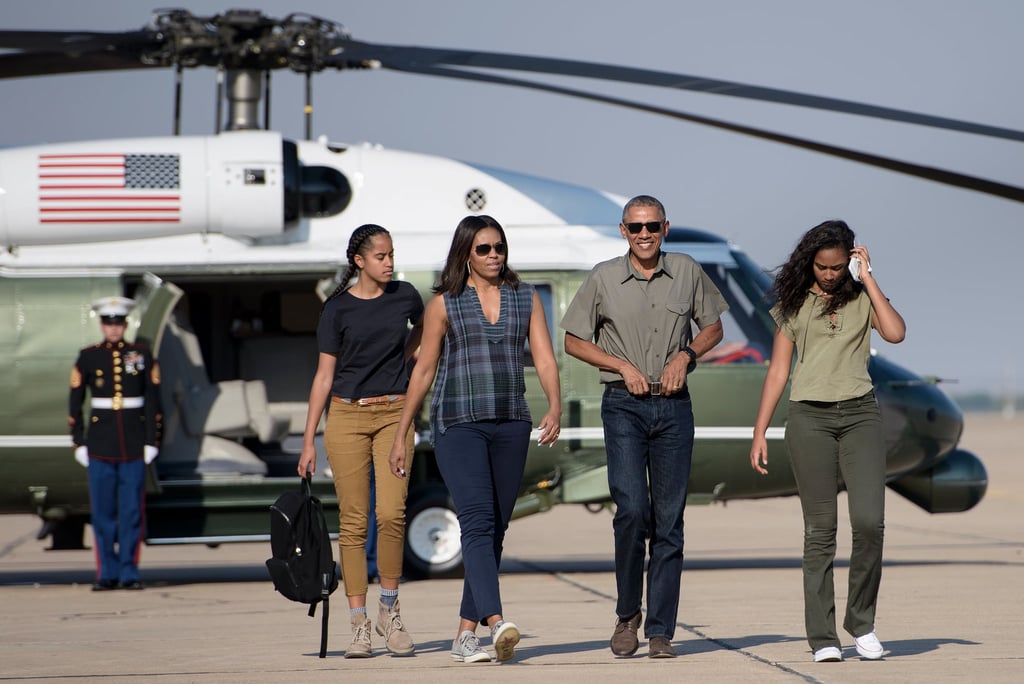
[813,646,843,662]
[855,631,884,660]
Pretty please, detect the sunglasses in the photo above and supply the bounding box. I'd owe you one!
[474,242,507,256]
[623,221,664,234]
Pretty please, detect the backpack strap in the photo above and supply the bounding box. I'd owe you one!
[318,596,329,658]
[302,472,334,658]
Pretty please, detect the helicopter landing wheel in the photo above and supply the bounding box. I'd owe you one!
[403,483,463,580]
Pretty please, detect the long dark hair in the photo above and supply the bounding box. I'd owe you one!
[325,224,391,303]
[434,215,521,296]
[769,219,860,321]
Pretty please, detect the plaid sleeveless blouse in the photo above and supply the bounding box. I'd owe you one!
[430,283,534,435]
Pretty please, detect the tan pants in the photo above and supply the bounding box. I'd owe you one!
[324,398,413,598]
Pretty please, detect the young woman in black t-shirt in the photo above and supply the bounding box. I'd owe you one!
[298,224,424,659]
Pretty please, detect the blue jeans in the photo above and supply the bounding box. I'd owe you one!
[434,420,530,623]
[602,385,694,640]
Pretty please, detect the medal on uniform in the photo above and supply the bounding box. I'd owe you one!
[124,350,145,375]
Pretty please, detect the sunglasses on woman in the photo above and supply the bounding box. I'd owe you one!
[474,242,507,256]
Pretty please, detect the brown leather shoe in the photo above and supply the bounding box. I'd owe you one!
[648,636,676,658]
[610,612,641,656]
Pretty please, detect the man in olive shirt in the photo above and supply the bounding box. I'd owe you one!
[561,195,728,659]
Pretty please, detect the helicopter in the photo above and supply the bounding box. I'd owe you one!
[0,8,1010,578]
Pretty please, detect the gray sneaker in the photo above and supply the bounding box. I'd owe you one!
[375,599,416,656]
[490,620,521,662]
[450,630,491,663]
[344,614,372,658]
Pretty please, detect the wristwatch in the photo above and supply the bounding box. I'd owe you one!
[681,346,697,373]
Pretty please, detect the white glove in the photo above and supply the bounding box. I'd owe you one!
[74,446,89,468]
[144,445,159,464]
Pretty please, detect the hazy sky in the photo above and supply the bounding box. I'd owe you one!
[3,1,1022,395]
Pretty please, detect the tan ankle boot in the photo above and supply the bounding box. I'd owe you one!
[375,599,415,655]
[344,614,372,658]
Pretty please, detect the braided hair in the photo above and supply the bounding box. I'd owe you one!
[769,219,861,322]
[325,224,391,304]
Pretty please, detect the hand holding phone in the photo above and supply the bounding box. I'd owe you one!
[849,244,871,282]
[849,256,862,282]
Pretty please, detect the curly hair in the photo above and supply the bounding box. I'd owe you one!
[434,215,521,296]
[769,219,861,321]
[324,224,391,303]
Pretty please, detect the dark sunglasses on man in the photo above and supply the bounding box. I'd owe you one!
[623,221,664,234]
[474,242,507,256]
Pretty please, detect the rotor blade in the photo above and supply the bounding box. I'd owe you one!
[391,63,1024,204]
[0,50,156,80]
[0,29,154,53]
[329,42,1024,143]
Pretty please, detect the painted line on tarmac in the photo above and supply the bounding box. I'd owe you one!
[522,562,824,683]
[0,529,38,559]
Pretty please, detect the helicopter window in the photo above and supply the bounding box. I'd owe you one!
[733,250,777,332]
[523,283,554,368]
[282,141,300,224]
[698,261,772,364]
[663,240,773,361]
[300,165,352,218]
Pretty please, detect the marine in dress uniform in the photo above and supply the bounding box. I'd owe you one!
[69,297,162,591]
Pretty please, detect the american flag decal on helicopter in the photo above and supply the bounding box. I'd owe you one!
[37,153,180,224]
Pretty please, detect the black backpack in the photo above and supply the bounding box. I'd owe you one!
[266,476,340,658]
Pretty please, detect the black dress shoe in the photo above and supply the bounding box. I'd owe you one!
[91,580,118,591]
[120,580,145,590]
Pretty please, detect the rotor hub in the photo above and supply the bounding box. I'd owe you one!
[143,9,354,73]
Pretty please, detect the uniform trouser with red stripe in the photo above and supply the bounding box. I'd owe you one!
[87,458,147,584]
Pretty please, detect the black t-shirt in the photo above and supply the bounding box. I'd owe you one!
[317,280,425,398]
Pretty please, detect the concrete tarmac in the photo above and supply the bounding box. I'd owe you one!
[1,412,1021,683]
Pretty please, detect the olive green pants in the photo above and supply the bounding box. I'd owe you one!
[324,398,413,598]
[785,392,885,652]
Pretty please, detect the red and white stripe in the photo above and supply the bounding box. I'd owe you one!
[37,153,180,224]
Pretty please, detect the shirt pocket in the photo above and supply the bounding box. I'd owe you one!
[666,278,693,322]
[665,303,691,341]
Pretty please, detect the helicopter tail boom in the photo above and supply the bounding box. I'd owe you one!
[1,130,301,248]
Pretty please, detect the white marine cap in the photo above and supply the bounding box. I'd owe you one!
[91,296,137,320]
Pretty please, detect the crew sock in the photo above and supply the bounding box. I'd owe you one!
[380,587,399,610]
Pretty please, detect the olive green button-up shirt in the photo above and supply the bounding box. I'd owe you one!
[773,289,875,402]
[561,250,729,384]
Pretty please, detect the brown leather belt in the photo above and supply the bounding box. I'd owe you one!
[333,394,405,407]
[606,380,663,396]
